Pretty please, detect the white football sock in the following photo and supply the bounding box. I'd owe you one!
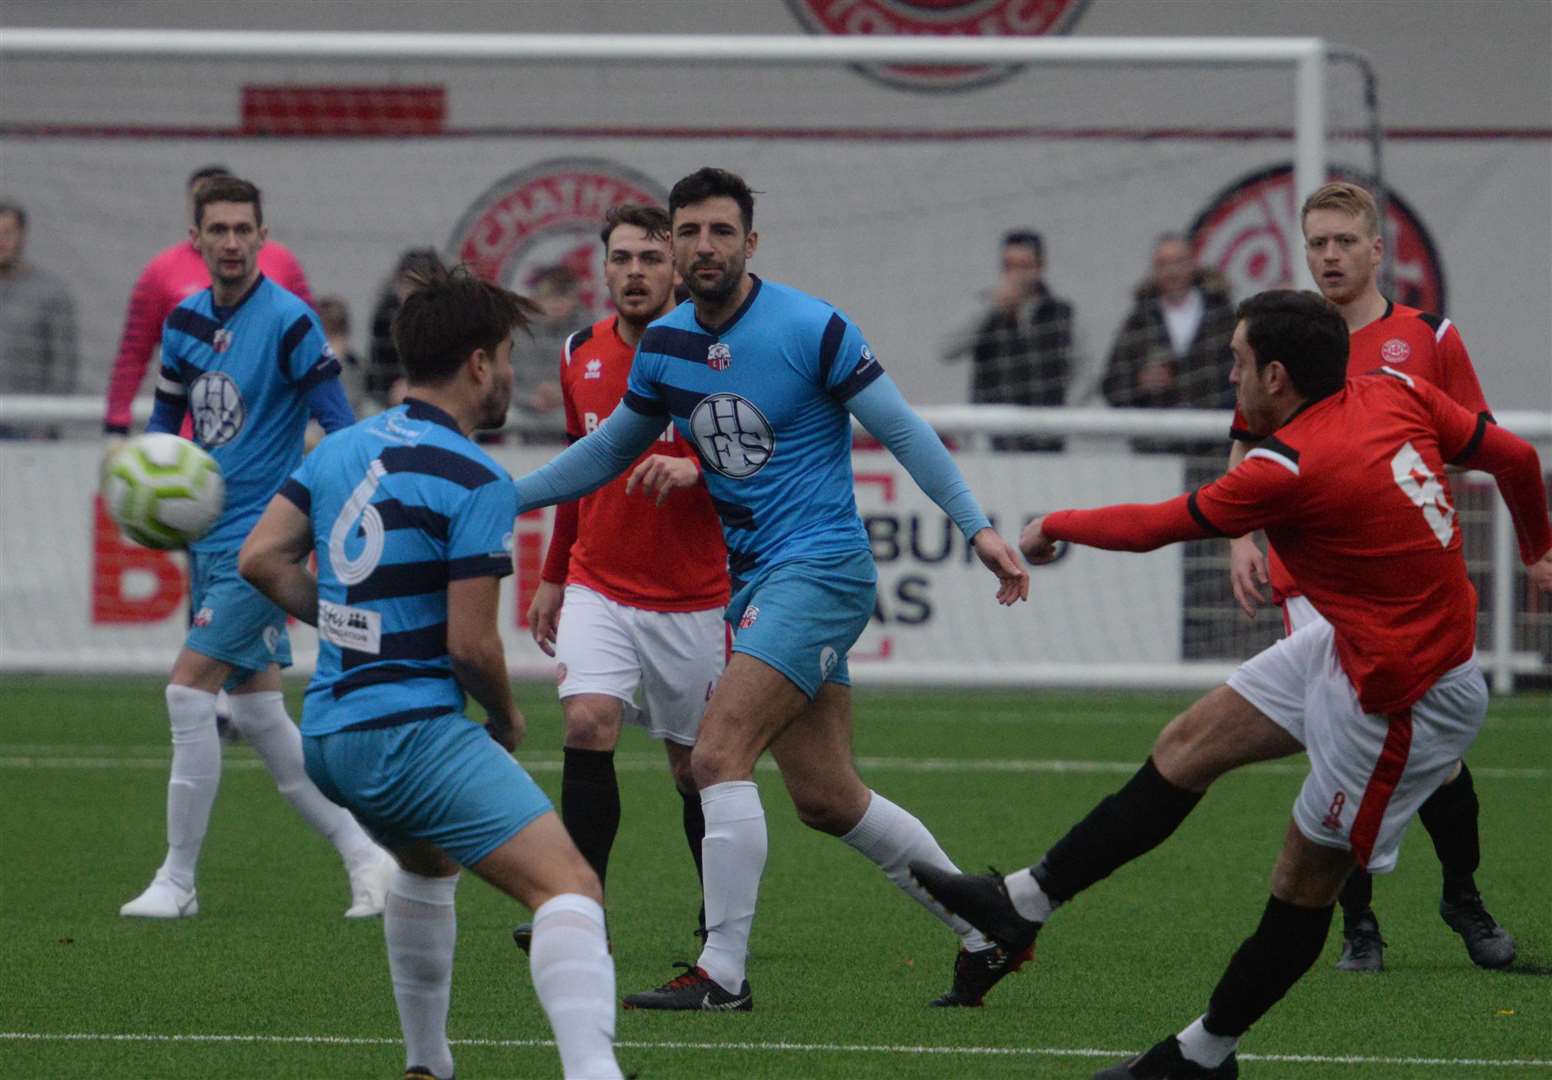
[530,893,622,1080]
[1177,1015,1239,1068]
[158,684,222,891]
[841,790,992,951]
[694,780,767,993]
[228,690,378,865]
[1005,867,1056,924]
[384,869,459,1080]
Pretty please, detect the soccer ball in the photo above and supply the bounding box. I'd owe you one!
[101,433,225,549]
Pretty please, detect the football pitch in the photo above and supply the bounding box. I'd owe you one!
[3,676,1548,1079]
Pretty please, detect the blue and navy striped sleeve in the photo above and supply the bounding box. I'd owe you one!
[623,341,667,417]
[280,311,342,392]
[447,478,518,581]
[147,322,188,434]
[278,449,319,517]
[819,316,886,403]
[846,374,991,540]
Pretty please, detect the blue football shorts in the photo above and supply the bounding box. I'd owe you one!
[302,714,553,867]
[186,547,291,690]
[725,548,876,699]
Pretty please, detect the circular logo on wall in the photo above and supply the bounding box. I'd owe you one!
[447,158,669,318]
[1189,164,1446,314]
[785,0,1091,91]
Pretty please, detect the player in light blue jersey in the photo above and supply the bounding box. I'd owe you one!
[120,177,394,922]
[514,168,1030,1011]
[240,265,622,1080]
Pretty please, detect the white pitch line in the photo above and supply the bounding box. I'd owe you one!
[0,748,1545,781]
[0,1032,1547,1069]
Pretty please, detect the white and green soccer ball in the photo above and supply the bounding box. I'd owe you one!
[102,433,225,549]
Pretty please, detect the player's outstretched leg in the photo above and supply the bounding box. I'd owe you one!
[121,684,221,918]
[1418,762,1516,969]
[227,689,395,917]
[383,868,459,1080]
[1334,868,1384,971]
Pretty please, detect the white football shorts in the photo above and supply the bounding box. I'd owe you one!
[553,584,727,747]
[1281,593,1321,635]
[1227,616,1487,873]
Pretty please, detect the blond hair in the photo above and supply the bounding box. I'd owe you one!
[1301,181,1379,237]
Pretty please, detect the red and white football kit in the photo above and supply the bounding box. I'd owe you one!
[103,241,313,434]
[540,316,731,745]
[1231,300,1492,611]
[1047,372,1551,870]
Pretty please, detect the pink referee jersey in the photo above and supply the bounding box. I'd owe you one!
[102,241,312,433]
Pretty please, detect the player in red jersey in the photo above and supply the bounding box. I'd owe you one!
[912,290,1552,1080]
[102,165,313,436]
[1229,182,1510,973]
[513,205,729,954]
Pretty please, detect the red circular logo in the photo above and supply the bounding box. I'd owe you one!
[446,158,668,319]
[1189,164,1446,314]
[555,662,568,686]
[786,0,1090,91]
[1381,338,1412,364]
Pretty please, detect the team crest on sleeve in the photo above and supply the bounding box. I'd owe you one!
[1381,338,1412,364]
[707,342,733,371]
[690,393,774,479]
[189,371,246,447]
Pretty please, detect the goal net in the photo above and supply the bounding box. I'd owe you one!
[9,30,1539,689]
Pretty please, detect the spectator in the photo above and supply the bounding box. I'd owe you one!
[1102,233,1236,415]
[315,296,368,416]
[942,230,1074,451]
[102,164,312,436]
[511,265,577,444]
[365,248,443,410]
[0,200,79,437]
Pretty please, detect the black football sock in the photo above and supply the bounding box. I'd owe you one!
[680,784,707,934]
[561,747,620,889]
[1204,896,1334,1038]
[1338,867,1374,921]
[1418,762,1482,902]
[1031,756,1203,903]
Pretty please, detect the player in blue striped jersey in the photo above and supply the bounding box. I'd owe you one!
[120,177,394,922]
[240,265,622,1080]
[514,168,1030,1011]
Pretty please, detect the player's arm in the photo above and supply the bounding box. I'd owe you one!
[845,371,1028,605]
[238,491,318,624]
[103,264,167,433]
[530,357,585,654]
[513,402,664,513]
[145,323,188,435]
[1224,436,1270,616]
[286,313,354,433]
[448,480,525,749]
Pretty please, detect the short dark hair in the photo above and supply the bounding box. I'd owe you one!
[187,164,232,190]
[669,167,757,233]
[394,247,444,280]
[1002,229,1044,261]
[0,201,25,229]
[1235,289,1349,402]
[193,176,262,227]
[315,296,350,337]
[600,203,671,248]
[392,264,540,386]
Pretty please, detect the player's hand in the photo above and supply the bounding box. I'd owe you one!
[972,527,1030,605]
[1019,515,1061,565]
[99,435,127,488]
[527,581,564,657]
[530,381,563,412]
[1528,549,1552,596]
[626,455,699,506]
[485,708,526,752]
[1229,533,1269,619]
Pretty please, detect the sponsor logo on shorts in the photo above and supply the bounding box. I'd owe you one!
[318,600,381,655]
[262,624,282,656]
[192,606,215,627]
[555,662,568,686]
[447,158,669,323]
[1381,338,1412,364]
[1321,790,1347,832]
[1190,164,1446,314]
[707,341,732,371]
[819,645,839,679]
[738,604,760,630]
[785,0,1090,91]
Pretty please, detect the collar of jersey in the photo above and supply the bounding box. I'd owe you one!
[693,273,763,337]
[403,397,461,432]
[209,272,267,322]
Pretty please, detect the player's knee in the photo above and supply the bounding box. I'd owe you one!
[668,754,697,796]
[1152,706,1226,790]
[562,699,622,750]
[690,741,744,790]
[789,788,853,836]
